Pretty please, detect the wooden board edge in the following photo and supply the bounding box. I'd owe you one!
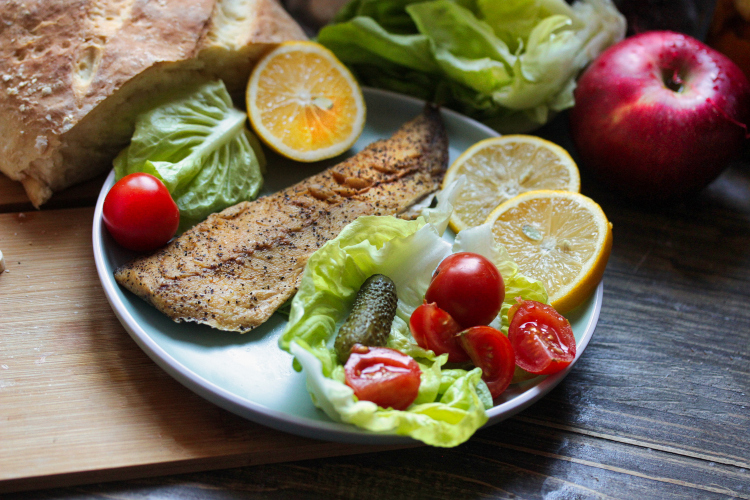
[0,443,416,494]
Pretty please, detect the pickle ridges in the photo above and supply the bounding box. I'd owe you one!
[335,274,397,363]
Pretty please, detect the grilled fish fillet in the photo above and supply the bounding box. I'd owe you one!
[114,105,449,332]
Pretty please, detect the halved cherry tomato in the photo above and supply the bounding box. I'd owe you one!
[102,173,180,252]
[425,252,504,328]
[409,302,469,363]
[344,345,421,410]
[458,326,515,398]
[508,299,576,375]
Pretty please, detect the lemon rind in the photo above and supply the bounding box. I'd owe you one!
[485,189,612,314]
[445,135,581,233]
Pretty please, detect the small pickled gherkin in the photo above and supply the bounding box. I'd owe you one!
[335,274,398,363]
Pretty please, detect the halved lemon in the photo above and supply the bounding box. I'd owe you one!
[445,135,580,233]
[486,190,612,313]
[246,41,366,162]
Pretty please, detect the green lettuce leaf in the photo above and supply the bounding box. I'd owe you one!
[318,0,625,132]
[279,180,546,447]
[114,80,266,232]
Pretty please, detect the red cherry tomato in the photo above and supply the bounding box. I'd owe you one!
[425,252,504,328]
[344,345,421,410]
[409,303,469,363]
[102,173,180,252]
[507,299,576,375]
[458,326,515,398]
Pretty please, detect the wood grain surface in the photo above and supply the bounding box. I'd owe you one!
[1,109,748,499]
[2,0,750,486]
[0,206,404,493]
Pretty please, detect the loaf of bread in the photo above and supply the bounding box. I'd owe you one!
[0,0,306,207]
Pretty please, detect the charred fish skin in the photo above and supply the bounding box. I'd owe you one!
[114,104,449,332]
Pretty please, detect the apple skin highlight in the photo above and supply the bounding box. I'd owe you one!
[569,30,750,204]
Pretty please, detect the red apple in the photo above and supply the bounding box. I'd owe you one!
[569,31,750,203]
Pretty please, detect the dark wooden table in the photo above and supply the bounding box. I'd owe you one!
[3,106,748,499]
[3,5,749,499]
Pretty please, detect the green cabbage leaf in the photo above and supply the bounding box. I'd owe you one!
[114,80,266,232]
[280,180,548,447]
[318,0,625,132]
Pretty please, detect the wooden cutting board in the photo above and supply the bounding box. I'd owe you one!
[0,177,404,493]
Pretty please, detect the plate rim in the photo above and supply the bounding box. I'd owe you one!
[92,86,602,445]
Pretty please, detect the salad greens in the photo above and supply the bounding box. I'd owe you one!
[280,181,548,447]
[114,80,266,233]
[318,0,626,132]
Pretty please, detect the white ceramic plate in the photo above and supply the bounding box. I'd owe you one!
[93,87,602,445]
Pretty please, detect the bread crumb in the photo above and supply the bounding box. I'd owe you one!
[34,135,47,153]
[0,250,5,273]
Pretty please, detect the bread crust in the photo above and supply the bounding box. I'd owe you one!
[0,0,306,207]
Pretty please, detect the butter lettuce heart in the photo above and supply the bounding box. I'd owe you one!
[114,80,266,233]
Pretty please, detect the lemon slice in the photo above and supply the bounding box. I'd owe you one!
[246,41,366,162]
[486,190,612,313]
[445,135,580,233]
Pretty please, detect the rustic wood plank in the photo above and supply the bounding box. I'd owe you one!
[0,207,403,493]
[1,115,749,497]
[4,419,747,499]
[4,3,747,498]
[510,162,750,471]
[3,164,748,497]
[507,120,750,470]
